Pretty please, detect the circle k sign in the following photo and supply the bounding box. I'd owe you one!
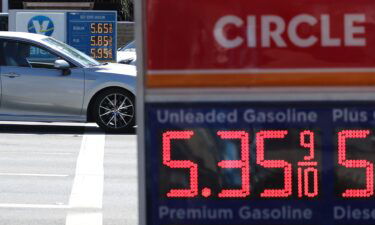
[144,0,375,88]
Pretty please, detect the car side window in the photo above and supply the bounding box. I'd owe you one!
[0,39,60,69]
[28,46,59,69]
[0,40,29,67]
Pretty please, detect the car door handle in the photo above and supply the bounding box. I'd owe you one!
[2,73,20,78]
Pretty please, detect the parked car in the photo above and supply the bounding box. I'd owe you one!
[0,32,136,133]
[117,40,136,65]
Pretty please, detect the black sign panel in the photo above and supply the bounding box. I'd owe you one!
[145,101,375,225]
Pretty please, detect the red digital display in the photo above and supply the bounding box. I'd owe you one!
[160,129,323,199]
[160,129,375,199]
[256,130,292,198]
[162,131,198,197]
[217,131,250,198]
[298,130,319,198]
[337,130,374,198]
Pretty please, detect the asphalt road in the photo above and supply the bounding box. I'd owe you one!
[0,121,138,225]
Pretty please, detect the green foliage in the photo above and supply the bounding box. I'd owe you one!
[121,0,134,21]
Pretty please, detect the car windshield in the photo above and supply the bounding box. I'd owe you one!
[42,37,100,67]
[119,41,135,52]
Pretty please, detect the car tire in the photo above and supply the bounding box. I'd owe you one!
[93,88,135,133]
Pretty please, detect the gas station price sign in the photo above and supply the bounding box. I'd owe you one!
[67,12,116,61]
[139,0,375,225]
[144,102,375,225]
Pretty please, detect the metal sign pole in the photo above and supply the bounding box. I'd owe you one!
[135,0,146,223]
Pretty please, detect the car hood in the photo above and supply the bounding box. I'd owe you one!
[90,63,137,77]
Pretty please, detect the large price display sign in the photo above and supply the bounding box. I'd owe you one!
[67,11,116,61]
[144,102,375,225]
[138,0,375,225]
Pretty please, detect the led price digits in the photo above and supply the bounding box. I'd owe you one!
[89,23,114,59]
[256,130,292,198]
[217,131,250,198]
[90,23,113,34]
[162,129,319,198]
[162,129,375,199]
[298,131,319,198]
[90,36,113,47]
[162,131,198,197]
[90,48,113,59]
[338,130,374,198]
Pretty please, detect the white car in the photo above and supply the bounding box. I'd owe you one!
[117,40,136,65]
[0,32,136,133]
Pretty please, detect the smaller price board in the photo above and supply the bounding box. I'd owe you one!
[145,101,375,225]
[67,11,116,61]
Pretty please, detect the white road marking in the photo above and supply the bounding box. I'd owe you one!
[0,173,68,177]
[66,212,102,225]
[0,151,74,155]
[0,203,103,209]
[66,130,105,225]
[0,203,70,209]
[0,151,73,155]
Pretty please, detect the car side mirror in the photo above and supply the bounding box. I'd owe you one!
[54,59,71,75]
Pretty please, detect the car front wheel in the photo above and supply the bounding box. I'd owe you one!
[93,89,135,133]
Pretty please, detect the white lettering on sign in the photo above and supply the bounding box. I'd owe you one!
[157,109,238,124]
[159,206,234,220]
[262,15,287,47]
[345,14,366,46]
[214,16,244,48]
[288,14,317,47]
[243,108,318,123]
[334,206,375,220]
[238,206,313,220]
[332,108,368,122]
[321,15,341,47]
[213,14,366,48]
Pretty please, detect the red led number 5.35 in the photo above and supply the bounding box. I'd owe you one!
[161,129,374,199]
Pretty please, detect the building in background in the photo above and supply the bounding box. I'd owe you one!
[6,0,133,21]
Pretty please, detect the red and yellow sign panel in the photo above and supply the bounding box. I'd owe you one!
[145,0,375,87]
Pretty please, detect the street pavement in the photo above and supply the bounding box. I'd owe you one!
[0,122,138,225]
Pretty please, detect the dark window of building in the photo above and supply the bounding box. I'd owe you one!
[0,14,8,31]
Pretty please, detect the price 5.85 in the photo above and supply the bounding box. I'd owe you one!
[162,129,374,199]
[90,36,113,47]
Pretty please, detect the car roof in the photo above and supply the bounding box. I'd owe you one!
[0,31,47,42]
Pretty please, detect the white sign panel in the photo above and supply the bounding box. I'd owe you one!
[13,12,66,42]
